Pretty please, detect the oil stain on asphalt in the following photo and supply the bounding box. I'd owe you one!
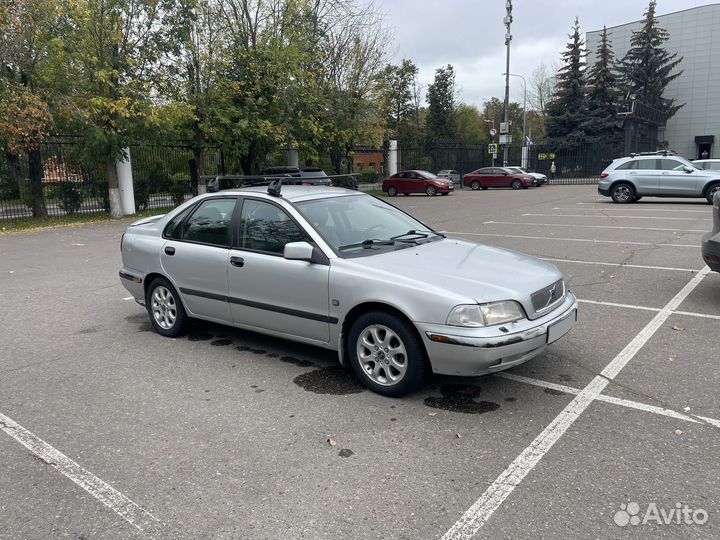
[188,332,213,341]
[211,338,233,346]
[424,384,500,414]
[293,366,366,395]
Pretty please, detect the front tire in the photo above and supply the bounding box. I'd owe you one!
[611,182,635,204]
[511,179,522,190]
[426,185,437,196]
[387,186,398,197]
[348,311,428,397]
[146,277,189,337]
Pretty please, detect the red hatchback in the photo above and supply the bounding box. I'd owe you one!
[463,167,535,190]
[382,170,454,197]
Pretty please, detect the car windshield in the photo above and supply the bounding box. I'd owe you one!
[295,194,441,256]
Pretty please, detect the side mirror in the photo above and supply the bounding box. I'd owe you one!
[683,166,693,173]
[284,241,314,262]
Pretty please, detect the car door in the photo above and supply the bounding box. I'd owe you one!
[227,197,331,343]
[475,168,491,187]
[405,172,423,193]
[160,197,236,322]
[491,168,509,187]
[393,172,409,193]
[630,158,660,195]
[658,159,700,196]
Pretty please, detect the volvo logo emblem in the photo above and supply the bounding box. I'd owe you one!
[545,285,557,308]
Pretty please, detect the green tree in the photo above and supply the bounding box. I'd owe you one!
[585,26,621,144]
[380,59,418,138]
[545,17,588,148]
[67,0,182,217]
[618,0,684,120]
[455,104,486,142]
[426,65,457,139]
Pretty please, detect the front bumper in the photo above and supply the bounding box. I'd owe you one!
[417,292,578,376]
[702,231,720,272]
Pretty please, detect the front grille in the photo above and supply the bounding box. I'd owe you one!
[531,279,565,315]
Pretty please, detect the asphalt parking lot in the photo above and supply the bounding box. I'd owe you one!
[1,184,719,540]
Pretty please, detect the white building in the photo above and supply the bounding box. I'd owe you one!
[586,3,720,159]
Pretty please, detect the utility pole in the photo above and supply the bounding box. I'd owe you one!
[502,0,512,167]
[504,72,527,166]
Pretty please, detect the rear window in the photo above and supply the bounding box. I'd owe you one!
[616,161,638,170]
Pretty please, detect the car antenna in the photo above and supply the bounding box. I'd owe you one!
[267,178,282,197]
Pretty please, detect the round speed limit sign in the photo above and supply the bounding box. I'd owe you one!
[490,128,497,137]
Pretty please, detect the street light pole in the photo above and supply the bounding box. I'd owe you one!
[503,72,527,165]
[502,0,513,167]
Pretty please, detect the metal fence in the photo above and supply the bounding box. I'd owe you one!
[398,140,623,182]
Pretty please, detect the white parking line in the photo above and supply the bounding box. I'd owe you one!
[576,298,720,321]
[440,267,710,540]
[541,257,697,272]
[525,213,708,221]
[555,206,710,214]
[485,220,707,233]
[444,231,699,248]
[0,412,159,531]
[495,373,720,428]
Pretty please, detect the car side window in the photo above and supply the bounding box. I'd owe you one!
[239,199,306,254]
[616,161,637,170]
[709,163,720,171]
[636,159,658,170]
[164,206,194,239]
[660,159,683,170]
[181,198,236,246]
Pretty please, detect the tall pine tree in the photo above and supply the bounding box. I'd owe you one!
[618,0,684,120]
[545,18,587,148]
[584,26,621,144]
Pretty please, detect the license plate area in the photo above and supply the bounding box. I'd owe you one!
[547,309,577,344]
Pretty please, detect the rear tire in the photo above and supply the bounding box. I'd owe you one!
[146,277,189,337]
[470,180,480,190]
[387,186,398,197]
[426,185,437,196]
[611,182,635,204]
[348,311,428,397]
[705,182,720,204]
[511,179,522,190]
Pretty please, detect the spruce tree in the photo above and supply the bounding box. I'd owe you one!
[617,0,684,120]
[545,17,587,148]
[585,26,621,144]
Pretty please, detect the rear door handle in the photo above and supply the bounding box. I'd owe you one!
[164,246,175,256]
[230,256,244,268]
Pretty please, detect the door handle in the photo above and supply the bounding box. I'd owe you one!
[230,256,244,268]
[164,246,175,256]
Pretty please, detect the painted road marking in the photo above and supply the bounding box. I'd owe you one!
[541,257,697,272]
[577,298,720,321]
[440,267,710,540]
[495,373,720,428]
[0,412,159,531]
[444,231,699,248]
[485,220,706,233]
[554,206,710,214]
[524,213,708,221]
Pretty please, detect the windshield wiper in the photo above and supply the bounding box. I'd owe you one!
[338,239,396,251]
[390,230,445,242]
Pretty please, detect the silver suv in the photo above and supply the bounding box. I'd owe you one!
[598,152,720,204]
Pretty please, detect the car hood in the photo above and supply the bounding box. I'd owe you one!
[350,237,563,308]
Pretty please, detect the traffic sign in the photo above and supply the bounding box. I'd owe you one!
[489,128,497,137]
[499,134,512,145]
[488,143,498,154]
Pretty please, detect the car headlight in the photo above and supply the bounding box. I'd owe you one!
[447,301,526,327]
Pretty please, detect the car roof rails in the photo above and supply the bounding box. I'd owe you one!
[628,150,677,157]
[202,173,360,193]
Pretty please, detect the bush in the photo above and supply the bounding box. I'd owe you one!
[358,171,379,183]
[169,173,192,206]
[56,182,84,215]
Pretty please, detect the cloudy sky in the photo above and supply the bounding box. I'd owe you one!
[379,0,705,108]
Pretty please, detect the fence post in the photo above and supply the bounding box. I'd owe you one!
[117,147,135,215]
[388,140,398,176]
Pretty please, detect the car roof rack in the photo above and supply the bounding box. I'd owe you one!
[202,173,360,193]
[628,150,677,157]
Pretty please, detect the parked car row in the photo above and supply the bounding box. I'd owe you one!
[382,166,547,196]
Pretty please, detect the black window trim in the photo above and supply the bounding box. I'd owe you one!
[162,196,239,249]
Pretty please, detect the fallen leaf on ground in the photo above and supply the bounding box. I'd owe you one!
[428,412,438,417]
[667,357,675,362]
[327,437,337,447]
[456,433,462,439]
[674,429,683,436]
[671,325,683,331]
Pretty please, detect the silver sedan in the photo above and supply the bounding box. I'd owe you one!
[119,185,577,396]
